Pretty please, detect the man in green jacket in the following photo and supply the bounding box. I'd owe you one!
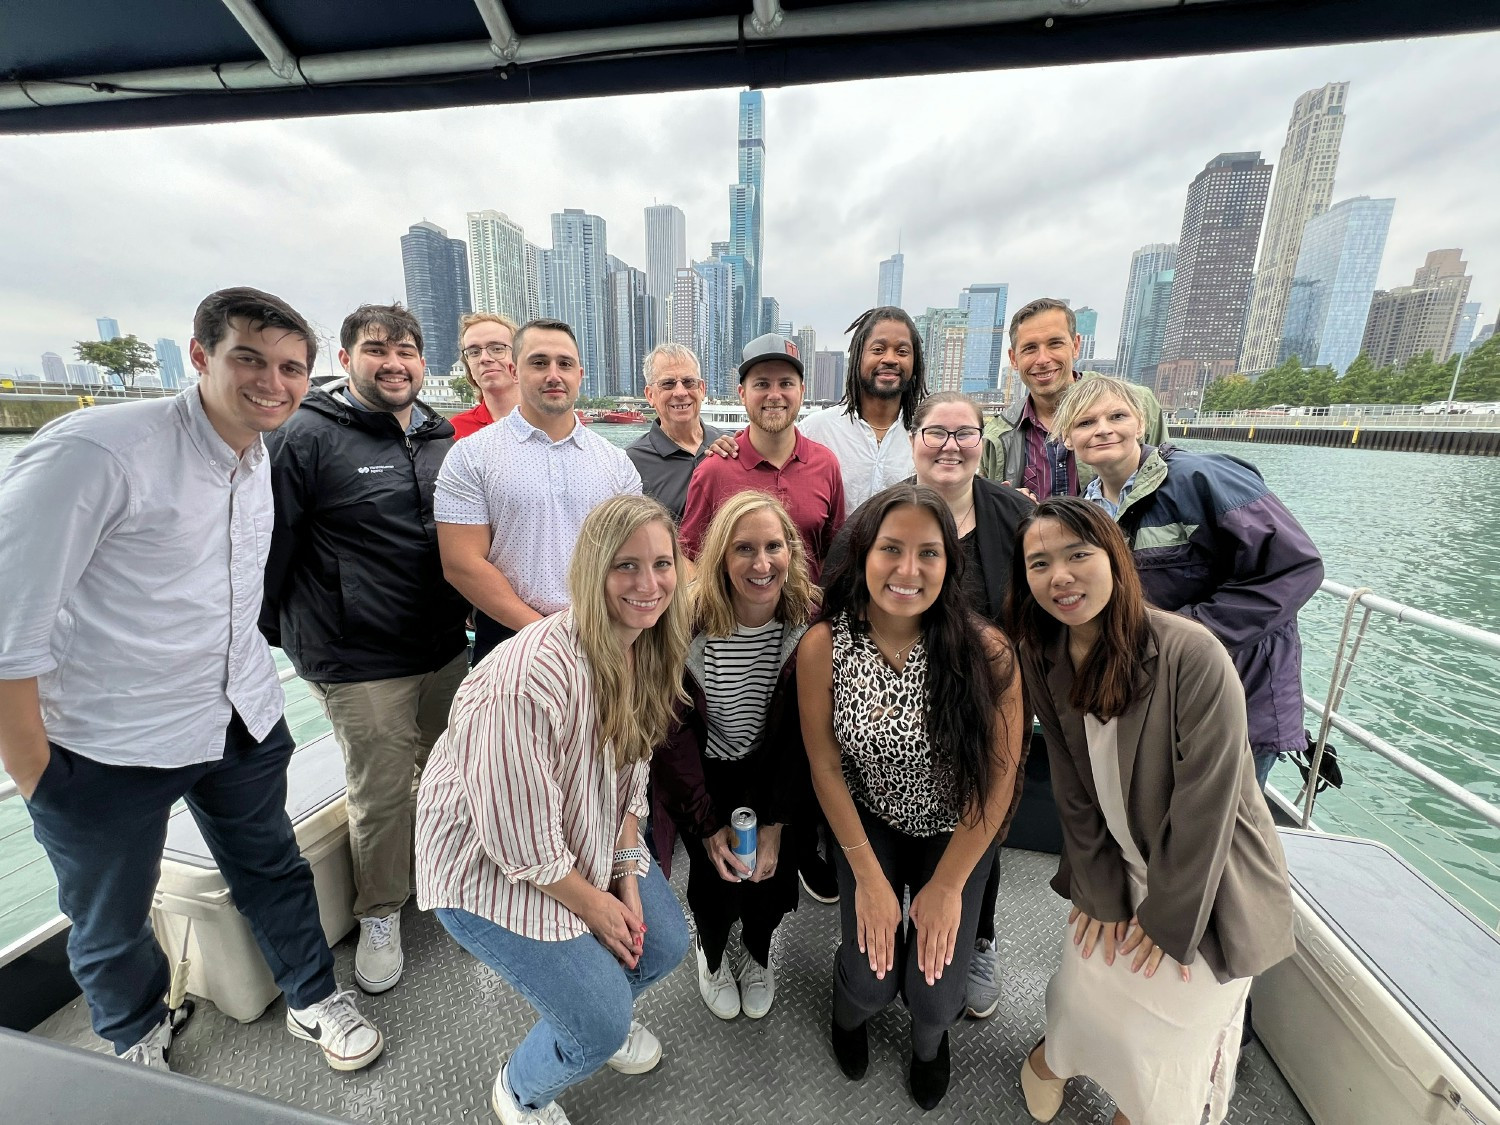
[980,297,1164,495]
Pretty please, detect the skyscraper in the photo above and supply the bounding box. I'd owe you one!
[1239,82,1349,373]
[154,338,187,390]
[41,351,67,382]
[1155,152,1272,406]
[1074,307,1099,361]
[549,208,611,397]
[467,210,526,323]
[812,351,846,403]
[759,296,781,339]
[1276,196,1393,373]
[693,257,734,399]
[1360,249,1473,369]
[1453,302,1483,356]
[1115,243,1177,383]
[608,261,653,398]
[1124,267,1175,387]
[401,221,471,378]
[728,92,765,358]
[644,204,686,345]
[878,252,905,309]
[958,284,1008,394]
[793,327,818,388]
[96,317,120,341]
[670,267,710,392]
[914,308,969,393]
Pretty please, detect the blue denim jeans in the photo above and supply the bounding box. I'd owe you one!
[1253,748,1278,791]
[25,714,337,1052]
[436,860,689,1110]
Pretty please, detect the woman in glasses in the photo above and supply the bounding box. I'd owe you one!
[909,390,1035,1021]
[450,313,520,439]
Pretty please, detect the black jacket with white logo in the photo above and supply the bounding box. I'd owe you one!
[261,381,470,683]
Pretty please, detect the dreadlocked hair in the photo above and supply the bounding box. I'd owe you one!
[842,306,928,427]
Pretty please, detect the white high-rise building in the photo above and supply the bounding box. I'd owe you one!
[467,210,527,323]
[645,204,687,346]
[1240,81,1350,373]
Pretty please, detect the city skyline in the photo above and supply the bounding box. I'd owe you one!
[3,33,1497,378]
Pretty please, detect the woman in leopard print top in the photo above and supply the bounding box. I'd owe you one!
[798,483,1025,1110]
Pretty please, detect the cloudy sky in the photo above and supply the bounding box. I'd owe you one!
[2,28,1497,378]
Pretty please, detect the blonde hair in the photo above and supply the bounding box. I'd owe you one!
[691,492,815,638]
[568,494,691,768]
[457,312,519,386]
[1049,374,1148,443]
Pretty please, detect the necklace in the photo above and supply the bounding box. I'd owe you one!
[950,498,976,534]
[868,621,920,663]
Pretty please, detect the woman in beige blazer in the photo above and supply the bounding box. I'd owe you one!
[1009,497,1293,1125]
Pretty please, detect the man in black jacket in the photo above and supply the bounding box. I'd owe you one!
[262,304,470,995]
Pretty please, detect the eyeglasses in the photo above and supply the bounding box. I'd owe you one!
[918,425,982,449]
[461,343,512,360]
[651,377,703,392]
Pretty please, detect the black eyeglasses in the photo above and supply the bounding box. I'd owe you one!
[461,343,512,360]
[918,425,982,449]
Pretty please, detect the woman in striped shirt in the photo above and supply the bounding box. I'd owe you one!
[650,491,816,1023]
[415,494,693,1125]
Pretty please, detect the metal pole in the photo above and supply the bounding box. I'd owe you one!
[1445,346,1467,404]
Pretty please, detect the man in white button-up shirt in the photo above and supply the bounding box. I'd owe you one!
[798,307,929,509]
[0,288,382,1073]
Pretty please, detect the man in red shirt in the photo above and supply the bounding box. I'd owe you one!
[449,313,519,439]
[680,334,846,581]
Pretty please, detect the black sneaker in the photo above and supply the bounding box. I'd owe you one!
[831,1012,868,1080]
[909,1031,950,1111]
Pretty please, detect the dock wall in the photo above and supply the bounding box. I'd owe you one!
[0,394,83,433]
[1173,423,1500,457]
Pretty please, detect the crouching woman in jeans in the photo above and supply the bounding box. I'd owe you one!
[415,494,693,1125]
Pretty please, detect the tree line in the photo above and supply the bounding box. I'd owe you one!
[1200,334,1500,411]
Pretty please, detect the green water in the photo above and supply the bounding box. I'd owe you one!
[2,426,1497,947]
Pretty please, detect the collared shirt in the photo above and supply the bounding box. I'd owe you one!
[798,405,914,509]
[434,408,642,616]
[1082,469,1141,519]
[449,399,494,440]
[679,428,846,581]
[0,387,283,766]
[625,418,727,522]
[415,610,650,941]
[1018,396,1079,499]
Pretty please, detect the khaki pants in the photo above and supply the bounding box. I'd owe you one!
[308,652,468,918]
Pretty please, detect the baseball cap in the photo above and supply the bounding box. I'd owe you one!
[738,332,805,381]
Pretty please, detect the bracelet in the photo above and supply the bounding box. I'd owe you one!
[839,838,870,853]
[613,846,648,867]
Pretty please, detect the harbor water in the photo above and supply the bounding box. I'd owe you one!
[1,424,1497,950]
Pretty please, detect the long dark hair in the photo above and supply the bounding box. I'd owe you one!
[821,484,1010,820]
[1008,497,1150,720]
[841,307,928,425]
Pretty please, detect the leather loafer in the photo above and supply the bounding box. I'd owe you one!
[1020,1039,1065,1122]
[909,1030,950,1111]
[831,1014,868,1080]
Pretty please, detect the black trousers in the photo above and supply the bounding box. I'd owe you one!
[832,806,993,1060]
[471,608,517,667]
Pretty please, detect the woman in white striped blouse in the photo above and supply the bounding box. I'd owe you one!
[415,494,693,1125]
[650,491,817,1023]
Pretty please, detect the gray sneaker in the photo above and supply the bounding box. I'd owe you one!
[354,911,404,994]
[964,938,1000,1019]
[119,1015,172,1070]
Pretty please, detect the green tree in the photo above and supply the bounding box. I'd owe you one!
[1335,354,1386,404]
[1303,366,1337,407]
[74,335,157,388]
[1453,335,1500,401]
[1249,355,1308,407]
[450,376,474,405]
[1203,373,1253,411]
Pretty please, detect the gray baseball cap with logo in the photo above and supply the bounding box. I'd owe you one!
[738,332,805,381]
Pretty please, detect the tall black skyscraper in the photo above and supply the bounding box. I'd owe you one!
[401,221,472,377]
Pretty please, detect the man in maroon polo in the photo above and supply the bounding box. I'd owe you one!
[680,333,846,581]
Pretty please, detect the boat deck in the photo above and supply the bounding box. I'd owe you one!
[33,847,1311,1124]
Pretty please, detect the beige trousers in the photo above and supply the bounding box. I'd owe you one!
[308,652,468,918]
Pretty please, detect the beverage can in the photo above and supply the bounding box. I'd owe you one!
[730,807,757,881]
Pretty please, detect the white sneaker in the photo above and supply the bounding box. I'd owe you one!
[737,956,775,1019]
[605,1020,662,1074]
[490,1060,572,1124]
[287,988,384,1071]
[119,1014,172,1070]
[354,912,404,994]
[696,945,740,1020]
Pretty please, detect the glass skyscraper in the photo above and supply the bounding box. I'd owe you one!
[1115,243,1177,383]
[878,252,904,308]
[154,338,186,390]
[728,92,765,358]
[1277,195,1393,373]
[958,284,1008,394]
[96,317,120,341]
[549,209,611,398]
[402,220,472,377]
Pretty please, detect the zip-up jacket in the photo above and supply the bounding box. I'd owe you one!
[650,622,811,877]
[261,381,470,683]
[980,383,1168,489]
[1112,443,1324,755]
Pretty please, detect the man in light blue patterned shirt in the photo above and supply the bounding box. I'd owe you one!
[0,288,382,1073]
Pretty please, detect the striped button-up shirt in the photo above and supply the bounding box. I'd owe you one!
[0,387,283,766]
[415,611,649,940]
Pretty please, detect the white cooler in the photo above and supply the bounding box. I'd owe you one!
[1253,829,1500,1125]
[150,733,356,1023]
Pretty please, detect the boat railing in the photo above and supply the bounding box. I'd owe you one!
[4,591,1500,971]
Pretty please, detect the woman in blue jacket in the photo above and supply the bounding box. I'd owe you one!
[1051,375,1324,787]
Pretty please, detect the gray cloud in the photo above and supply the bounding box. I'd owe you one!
[2,31,1497,375]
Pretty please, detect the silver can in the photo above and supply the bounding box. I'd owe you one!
[730,807,757,881]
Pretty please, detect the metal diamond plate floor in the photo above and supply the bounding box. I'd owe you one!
[33,847,1311,1124]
